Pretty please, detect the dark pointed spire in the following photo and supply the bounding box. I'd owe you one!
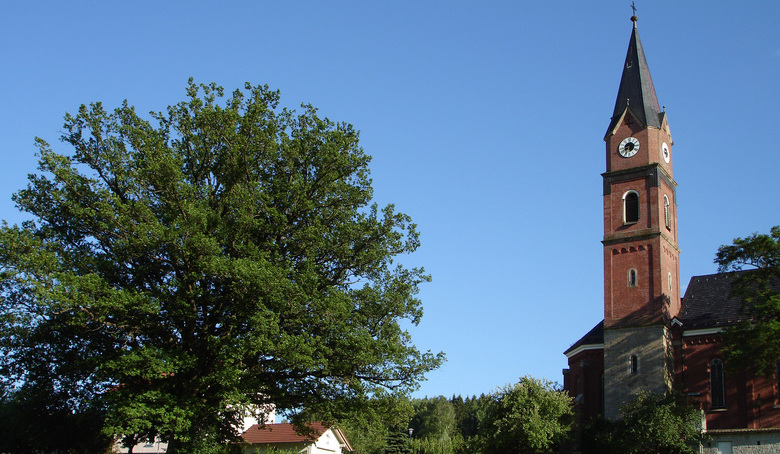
[606,15,662,136]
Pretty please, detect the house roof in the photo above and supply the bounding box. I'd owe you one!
[241,422,353,451]
[242,422,329,444]
[679,271,753,329]
[605,16,662,137]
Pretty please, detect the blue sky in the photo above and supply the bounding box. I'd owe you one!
[2,2,779,399]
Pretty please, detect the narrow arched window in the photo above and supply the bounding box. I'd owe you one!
[624,191,639,224]
[629,355,639,375]
[628,269,638,287]
[776,361,780,403]
[664,195,671,230]
[710,359,726,409]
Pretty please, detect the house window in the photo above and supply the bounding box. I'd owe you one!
[629,355,639,375]
[664,195,671,230]
[624,191,640,224]
[628,269,638,287]
[710,359,726,409]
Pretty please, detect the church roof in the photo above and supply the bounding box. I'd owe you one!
[564,320,603,356]
[678,271,753,329]
[565,271,757,356]
[605,16,662,137]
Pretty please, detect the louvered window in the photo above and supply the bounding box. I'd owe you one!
[664,195,671,230]
[624,191,639,224]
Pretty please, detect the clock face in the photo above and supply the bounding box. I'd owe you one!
[618,137,640,157]
[662,142,670,163]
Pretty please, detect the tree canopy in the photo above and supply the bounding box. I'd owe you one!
[715,225,780,376]
[0,80,443,452]
[409,396,456,441]
[580,391,702,454]
[476,377,573,454]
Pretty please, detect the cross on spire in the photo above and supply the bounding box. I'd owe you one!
[631,1,637,16]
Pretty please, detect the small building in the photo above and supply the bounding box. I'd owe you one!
[240,422,353,454]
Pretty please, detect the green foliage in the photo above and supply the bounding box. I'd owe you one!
[316,396,413,454]
[476,377,573,454]
[579,417,622,454]
[409,396,456,441]
[340,419,391,454]
[383,430,412,454]
[315,381,568,454]
[0,385,113,453]
[332,393,485,454]
[0,80,443,453]
[450,394,484,439]
[580,391,702,454]
[715,226,780,376]
[409,434,466,454]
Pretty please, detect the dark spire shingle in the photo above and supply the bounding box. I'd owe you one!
[606,17,662,136]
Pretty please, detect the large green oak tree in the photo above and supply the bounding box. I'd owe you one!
[0,80,443,452]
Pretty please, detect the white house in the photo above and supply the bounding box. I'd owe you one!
[240,422,353,454]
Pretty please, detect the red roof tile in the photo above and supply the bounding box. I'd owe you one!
[241,422,329,444]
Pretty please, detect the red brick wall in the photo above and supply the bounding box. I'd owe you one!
[564,348,605,423]
[681,334,780,430]
[604,242,654,325]
[605,116,673,174]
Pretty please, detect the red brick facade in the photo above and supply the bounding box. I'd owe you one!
[680,332,780,431]
[563,347,604,423]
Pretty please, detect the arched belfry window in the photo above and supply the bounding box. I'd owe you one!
[623,191,640,224]
[710,359,726,409]
[664,195,671,230]
[628,269,638,287]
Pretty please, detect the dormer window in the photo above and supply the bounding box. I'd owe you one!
[623,191,639,224]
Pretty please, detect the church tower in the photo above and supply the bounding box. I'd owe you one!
[601,14,680,418]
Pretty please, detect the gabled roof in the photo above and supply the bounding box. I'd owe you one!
[564,320,604,356]
[679,271,753,329]
[241,422,353,451]
[605,16,662,137]
[242,422,328,444]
